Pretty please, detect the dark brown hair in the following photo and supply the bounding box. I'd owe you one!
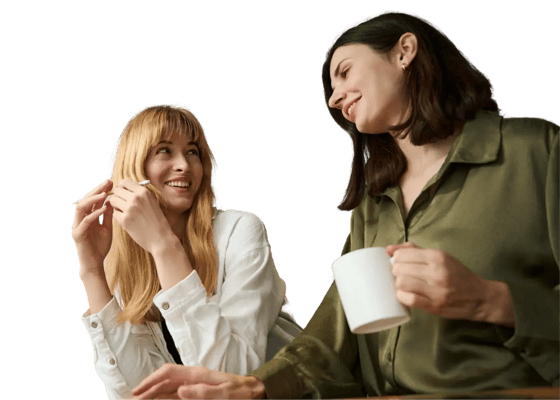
[322,12,498,210]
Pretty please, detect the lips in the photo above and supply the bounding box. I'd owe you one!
[343,98,360,122]
[165,180,190,188]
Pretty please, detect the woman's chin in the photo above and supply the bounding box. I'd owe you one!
[355,123,382,135]
[166,201,194,217]
[353,117,376,134]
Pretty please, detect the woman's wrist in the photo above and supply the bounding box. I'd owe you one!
[80,268,113,314]
[150,231,182,259]
[476,279,515,327]
[150,234,194,291]
[79,264,106,282]
[247,376,266,399]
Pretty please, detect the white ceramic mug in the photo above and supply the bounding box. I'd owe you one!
[332,247,410,334]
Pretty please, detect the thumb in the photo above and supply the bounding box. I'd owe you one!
[386,241,418,257]
[102,203,114,231]
[177,385,192,399]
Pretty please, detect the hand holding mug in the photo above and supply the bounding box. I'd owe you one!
[386,242,514,326]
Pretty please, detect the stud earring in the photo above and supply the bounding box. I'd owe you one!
[402,63,407,71]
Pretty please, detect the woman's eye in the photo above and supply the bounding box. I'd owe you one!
[340,68,349,78]
[187,148,200,156]
[156,147,170,154]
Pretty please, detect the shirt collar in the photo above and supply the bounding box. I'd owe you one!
[376,110,502,200]
[446,109,502,165]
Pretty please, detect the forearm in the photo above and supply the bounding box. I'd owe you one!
[151,234,194,291]
[156,269,264,373]
[252,282,363,399]
[476,279,515,327]
[156,242,288,373]
[82,296,175,399]
[80,269,113,314]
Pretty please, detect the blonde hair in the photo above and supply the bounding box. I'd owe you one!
[105,105,217,324]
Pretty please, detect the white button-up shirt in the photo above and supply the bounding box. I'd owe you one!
[82,209,300,399]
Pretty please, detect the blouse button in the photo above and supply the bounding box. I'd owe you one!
[162,302,170,310]
[109,358,116,366]
[91,322,98,329]
[387,353,393,362]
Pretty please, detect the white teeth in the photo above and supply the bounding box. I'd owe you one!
[166,181,190,188]
[348,102,356,115]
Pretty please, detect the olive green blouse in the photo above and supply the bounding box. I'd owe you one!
[252,111,559,398]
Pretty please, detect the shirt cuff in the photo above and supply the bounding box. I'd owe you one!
[250,356,302,399]
[499,280,559,382]
[153,270,206,320]
[500,280,559,344]
[81,296,121,337]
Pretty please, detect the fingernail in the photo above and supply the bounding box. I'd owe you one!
[390,257,394,265]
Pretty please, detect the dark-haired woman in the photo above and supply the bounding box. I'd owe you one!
[130,13,559,399]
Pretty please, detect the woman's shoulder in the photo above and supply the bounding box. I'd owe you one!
[213,208,266,226]
[500,115,558,148]
[212,208,269,246]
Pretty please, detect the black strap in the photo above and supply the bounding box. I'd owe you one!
[160,318,183,365]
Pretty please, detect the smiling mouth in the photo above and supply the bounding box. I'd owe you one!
[345,99,359,121]
[349,102,357,115]
[165,181,190,188]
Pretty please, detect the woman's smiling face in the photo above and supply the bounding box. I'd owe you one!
[328,43,407,134]
[144,132,203,218]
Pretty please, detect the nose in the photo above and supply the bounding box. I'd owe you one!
[328,87,345,109]
[173,154,189,172]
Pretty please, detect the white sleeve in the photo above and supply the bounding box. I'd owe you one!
[153,212,285,374]
[82,297,174,399]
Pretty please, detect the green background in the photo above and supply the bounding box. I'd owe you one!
[0,1,560,400]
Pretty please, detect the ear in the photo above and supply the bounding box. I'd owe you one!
[393,33,417,70]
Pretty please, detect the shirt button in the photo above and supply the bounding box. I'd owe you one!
[387,353,393,361]
[162,302,170,310]
[91,322,98,329]
[109,358,116,366]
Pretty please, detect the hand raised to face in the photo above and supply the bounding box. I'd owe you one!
[72,179,114,275]
[106,179,173,254]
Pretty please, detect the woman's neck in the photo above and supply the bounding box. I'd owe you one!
[393,127,462,216]
[395,129,460,175]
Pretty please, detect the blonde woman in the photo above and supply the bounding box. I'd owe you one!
[72,105,301,399]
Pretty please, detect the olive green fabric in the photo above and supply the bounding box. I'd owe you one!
[251,111,559,398]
